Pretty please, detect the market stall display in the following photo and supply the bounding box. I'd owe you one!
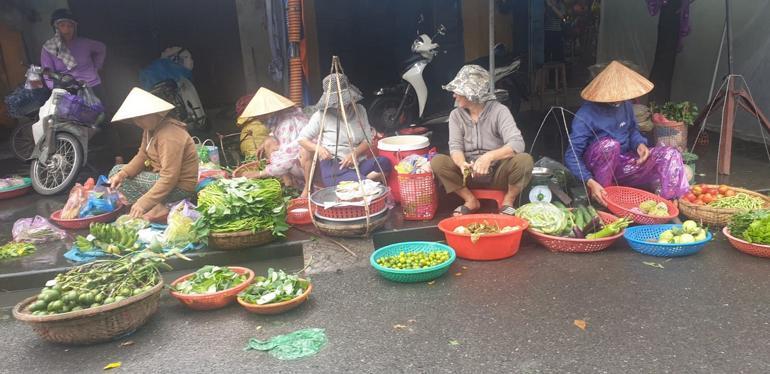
[623,223,712,257]
[678,184,770,227]
[197,177,288,250]
[721,209,770,258]
[169,265,254,310]
[376,135,431,203]
[604,186,679,224]
[237,268,312,314]
[370,242,456,282]
[524,206,629,253]
[52,176,125,229]
[0,176,32,200]
[12,253,166,345]
[438,214,528,260]
[722,227,770,259]
[310,182,389,221]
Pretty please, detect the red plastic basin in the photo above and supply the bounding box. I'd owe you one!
[437,214,529,261]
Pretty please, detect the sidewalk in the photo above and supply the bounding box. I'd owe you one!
[2,235,769,373]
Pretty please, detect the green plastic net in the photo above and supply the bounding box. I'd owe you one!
[245,328,327,360]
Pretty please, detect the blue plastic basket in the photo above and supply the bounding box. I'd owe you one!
[623,224,712,257]
[370,242,456,283]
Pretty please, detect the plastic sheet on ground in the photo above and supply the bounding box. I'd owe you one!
[245,328,327,360]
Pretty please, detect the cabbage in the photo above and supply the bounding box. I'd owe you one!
[515,202,567,235]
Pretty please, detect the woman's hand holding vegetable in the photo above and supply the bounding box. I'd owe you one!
[587,178,608,206]
[472,153,493,176]
[129,204,146,218]
[109,170,127,189]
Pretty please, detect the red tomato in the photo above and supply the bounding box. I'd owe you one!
[685,193,697,202]
[701,193,714,204]
[691,186,703,196]
[718,185,729,194]
[694,199,704,205]
[699,183,709,191]
[725,189,736,197]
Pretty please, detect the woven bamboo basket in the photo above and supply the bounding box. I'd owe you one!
[314,210,389,238]
[232,161,263,178]
[13,279,163,345]
[209,229,274,250]
[678,187,770,227]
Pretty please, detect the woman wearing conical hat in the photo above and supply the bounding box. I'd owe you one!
[297,73,392,187]
[237,87,311,197]
[108,88,199,220]
[564,61,689,204]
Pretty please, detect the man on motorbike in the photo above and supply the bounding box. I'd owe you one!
[297,73,392,187]
[108,88,199,221]
[430,65,534,216]
[41,8,122,164]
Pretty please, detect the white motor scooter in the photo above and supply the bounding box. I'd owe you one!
[368,21,521,134]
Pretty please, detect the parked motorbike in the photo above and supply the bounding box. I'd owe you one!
[26,66,105,195]
[140,47,207,132]
[368,21,523,134]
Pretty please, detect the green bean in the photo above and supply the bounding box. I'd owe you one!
[708,193,764,210]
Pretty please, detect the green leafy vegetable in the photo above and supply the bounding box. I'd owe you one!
[173,265,248,295]
[742,214,770,245]
[197,177,289,236]
[728,209,770,239]
[0,241,36,260]
[238,268,309,305]
[515,202,567,235]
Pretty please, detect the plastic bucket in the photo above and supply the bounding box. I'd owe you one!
[437,214,529,261]
[376,135,430,203]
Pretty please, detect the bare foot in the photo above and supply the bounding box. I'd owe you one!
[142,203,170,223]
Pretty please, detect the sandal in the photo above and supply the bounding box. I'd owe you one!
[453,205,479,216]
[499,205,516,216]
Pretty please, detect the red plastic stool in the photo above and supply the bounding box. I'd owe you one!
[469,188,505,210]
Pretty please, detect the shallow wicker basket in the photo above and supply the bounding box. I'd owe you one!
[232,161,263,178]
[13,279,163,345]
[678,187,770,227]
[209,229,274,250]
[722,227,770,258]
[237,281,313,315]
[527,211,623,253]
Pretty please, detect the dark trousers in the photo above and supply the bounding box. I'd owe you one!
[544,30,564,62]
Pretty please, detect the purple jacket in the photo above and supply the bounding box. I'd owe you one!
[40,37,106,88]
[564,101,649,182]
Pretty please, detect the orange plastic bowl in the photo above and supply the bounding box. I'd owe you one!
[169,266,255,311]
[237,282,313,315]
[49,205,125,230]
[438,214,529,260]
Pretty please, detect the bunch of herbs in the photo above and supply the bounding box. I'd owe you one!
[238,268,310,305]
[196,177,288,236]
[173,265,247,294]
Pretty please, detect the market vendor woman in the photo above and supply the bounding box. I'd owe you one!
[297,73,392,187]
[430,65,534,216]
[564,60,689,205]
[108,88,199,219]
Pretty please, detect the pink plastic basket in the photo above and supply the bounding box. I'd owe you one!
[723,227,770,258]
[604,186,678,224]
[527,211,624,253]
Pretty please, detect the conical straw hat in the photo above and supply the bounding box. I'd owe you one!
[238,87,295,121]
[111,87,175,122]
[581,60,654,102]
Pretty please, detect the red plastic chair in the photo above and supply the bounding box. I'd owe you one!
[469,188,505,210]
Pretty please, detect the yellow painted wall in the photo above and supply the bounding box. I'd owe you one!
[462,0,514,61]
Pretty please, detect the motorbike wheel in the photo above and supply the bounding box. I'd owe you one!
[368,95,416,134]
[11,121,35,161]
[30,132,83,195]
